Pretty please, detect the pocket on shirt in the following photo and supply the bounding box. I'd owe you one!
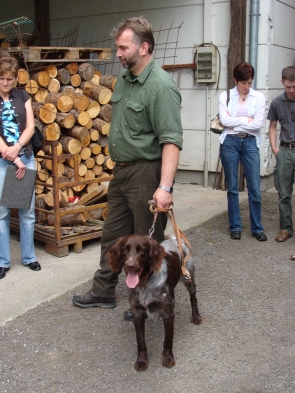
[125,101,144,132]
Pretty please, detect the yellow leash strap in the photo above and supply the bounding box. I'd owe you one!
[149,200,192,282]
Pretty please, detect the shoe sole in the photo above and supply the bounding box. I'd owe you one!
[72,299,117,309]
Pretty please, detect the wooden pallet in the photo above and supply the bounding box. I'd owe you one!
[8,46,112,62]
[10,218,103,257]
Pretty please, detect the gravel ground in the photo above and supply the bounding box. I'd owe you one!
[1,192,295,393]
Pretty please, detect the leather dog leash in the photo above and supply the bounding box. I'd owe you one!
[148,200,192,282]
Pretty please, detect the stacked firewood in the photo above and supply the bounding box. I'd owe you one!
[18,62,117,225]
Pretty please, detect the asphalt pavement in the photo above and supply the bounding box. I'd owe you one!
[0,182,247,326]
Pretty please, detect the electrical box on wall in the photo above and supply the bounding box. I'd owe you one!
[195,46,217,83]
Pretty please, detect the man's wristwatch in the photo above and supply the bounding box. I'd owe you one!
[158,185,173,194]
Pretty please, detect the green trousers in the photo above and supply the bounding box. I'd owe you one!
[91,160,167,298]
[274,146,295,235]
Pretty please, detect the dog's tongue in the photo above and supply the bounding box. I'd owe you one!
[126,272,139,288]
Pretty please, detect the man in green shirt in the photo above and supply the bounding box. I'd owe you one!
[72,16,183,319]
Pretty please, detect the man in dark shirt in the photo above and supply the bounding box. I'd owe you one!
[268,66,295,243]
[72,16,183,318]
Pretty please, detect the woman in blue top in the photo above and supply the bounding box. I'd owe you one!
[219,62,267,241]
[0,55,41,279]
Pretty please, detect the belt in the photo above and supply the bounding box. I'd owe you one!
[115,160,151,167]
[228,133,255,139]
[280,141,295,149]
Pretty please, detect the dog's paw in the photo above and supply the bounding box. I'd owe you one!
[162,350,175,368]
[134,354,148,372]
[191,314,202,325]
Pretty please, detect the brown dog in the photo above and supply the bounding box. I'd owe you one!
[108,234,202,371]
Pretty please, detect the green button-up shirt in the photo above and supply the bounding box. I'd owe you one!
[109,60,183,162]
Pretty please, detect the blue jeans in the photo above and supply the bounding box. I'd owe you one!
[220,135,264,234]
[0,154,37,267]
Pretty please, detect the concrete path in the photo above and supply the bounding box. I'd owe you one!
[0,183,249,326]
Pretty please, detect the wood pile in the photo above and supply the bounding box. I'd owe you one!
[19,62,117,228]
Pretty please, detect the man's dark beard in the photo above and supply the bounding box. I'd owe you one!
[121,49,141,70]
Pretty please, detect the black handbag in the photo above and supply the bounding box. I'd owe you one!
[31,126,44,156]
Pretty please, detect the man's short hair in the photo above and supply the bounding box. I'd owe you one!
[282,66,295,82]
[110,16,155,54]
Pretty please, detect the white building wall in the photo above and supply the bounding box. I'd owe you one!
[2,0,295,189]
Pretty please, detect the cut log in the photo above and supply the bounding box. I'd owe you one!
[92,164,103,176]
[35,194,48,222]
[81,132,91,147]
[95,153,105,165]
[64,165,74,179]
[84,157,95,169]
[90,73,100,86]
[34,149,44,162]
[63,89,89,111]
[45,189,69,208]
[103,145,109,156]
[86,182,99,193]
[55,112,75,129]
[62,125,88,142]
[34,118,43,133]
[78,62,95,81]
[46,65,58,78]
[25,79,39,94]
[80,146,91,160]
[97,134,109,148]
[84,118,92,130]
[71,177,86,192]
[76,184,106,205]
[65,154,81,168]
[89,142,101,155]
[102,206,108,221]
[81,84,112,105]
[92,118,110,135]
[70,74,82,87]
[41,158,53,171]
[78,164,87,177]
[62,188,74,201]
[89,128,99,142]
[70,109,90,127]
[87,98,100,118]
[32,102,57,124]
[34,88,48,103]
[45,92,73,113]
[59,85,74,93]
[30,70,50,87]
[99,74,117,91]
[43,122,61,141]
[99,104,112,122]
[17,68,30,85]
[37,167,49,182]
[103,156,115,171]
[56,68,71,85]
[43,141,63,155]
[47,205,87,226]
[88,208,103,220]
[35,183,44,194]
[84,169,95,180]
[59,135,82,154]
[66,62,79,75]
[47,78,60,93]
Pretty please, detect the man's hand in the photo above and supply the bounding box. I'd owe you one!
[153,187,173,209]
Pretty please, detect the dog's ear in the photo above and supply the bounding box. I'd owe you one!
[148,237,166,272]
[107,236,128,274]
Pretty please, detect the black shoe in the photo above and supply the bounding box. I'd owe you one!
[253,232,267,241]
[230,230,241,240]
[72,290,116,308]
[0,267,10,279]
[124,308,133,321]
[24,262,41,271]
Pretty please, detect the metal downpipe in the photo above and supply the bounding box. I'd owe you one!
[249,0,260,89]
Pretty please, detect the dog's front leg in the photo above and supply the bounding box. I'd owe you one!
[162,313,175,368]
[133,312,148,371]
